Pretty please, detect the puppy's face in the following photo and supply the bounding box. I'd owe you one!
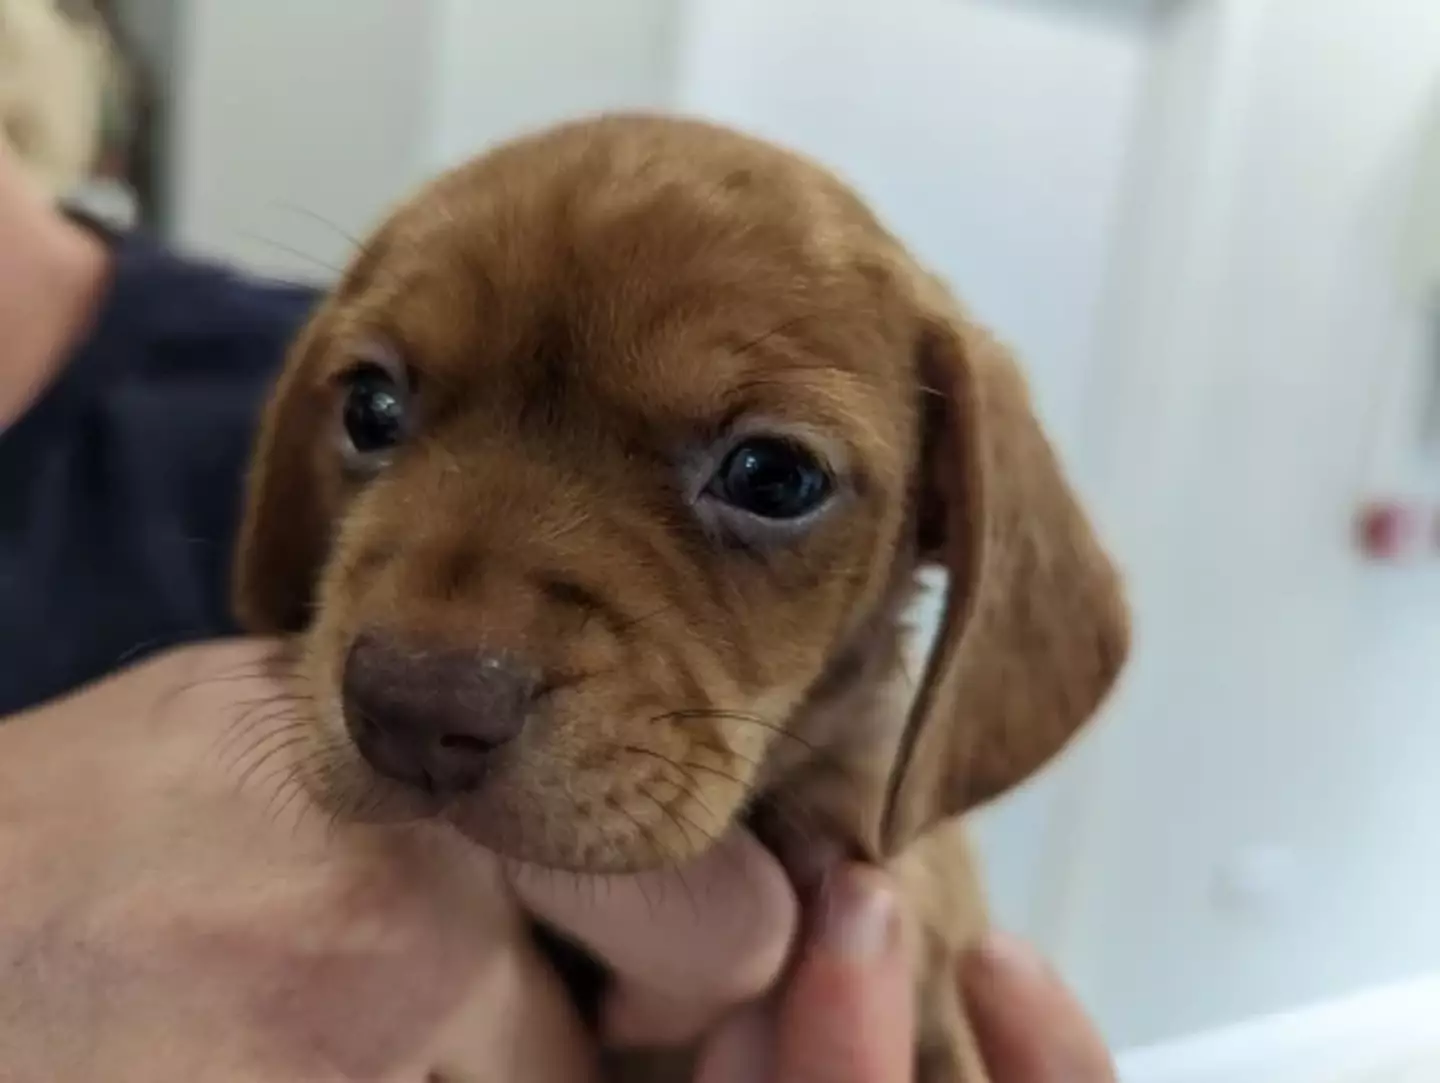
[236,116,1128,872]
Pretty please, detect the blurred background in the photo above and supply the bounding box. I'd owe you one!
[18,0,1440,1078]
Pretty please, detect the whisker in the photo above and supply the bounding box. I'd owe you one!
[651,708,818,756]
[638,782,723,859]
[633,785,703,857]
[631,741,845,887]
[234,732,314,792]
[609,747,762,893]
[153,651,307,719]
[219,688,310,719]
[324,779,361,843]
[215,706,308,766]
[678,756,754,792]
[214,690,308,735]
[268,201,365,253]
[636,789,707,920]
[619,744,751,799]
[682,739,768,774]
[240,231,345,278]
[662,789,754,898]
[217,717,307,776]
[608,800,669,916]
[291,741,353,838]
[265,763,314,831]
[617,747,727,827]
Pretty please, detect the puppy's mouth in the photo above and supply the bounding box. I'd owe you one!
[329,708,747,874]
[323,621,835,877]
[331,690,834,882]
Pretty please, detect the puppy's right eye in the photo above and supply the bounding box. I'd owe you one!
[707,437,834,521]
[340,363,410,466]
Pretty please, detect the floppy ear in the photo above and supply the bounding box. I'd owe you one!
[232,317,338,634]
[880,281,1130,855]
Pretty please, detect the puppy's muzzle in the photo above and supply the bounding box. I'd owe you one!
[341,631,539,798]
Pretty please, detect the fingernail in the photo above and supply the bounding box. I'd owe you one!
[816,869,897,962]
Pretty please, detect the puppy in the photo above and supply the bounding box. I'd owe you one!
[233,113,1129,1082]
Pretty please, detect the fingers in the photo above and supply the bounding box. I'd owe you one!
[960,933,1116,1083]
[694,866,915,1083]
[509,829,798,1047]
[690,1003,775,1083]
[772,867,914,1083]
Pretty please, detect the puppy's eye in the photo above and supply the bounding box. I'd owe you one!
[341,363,409,461]
[708,437,833,520]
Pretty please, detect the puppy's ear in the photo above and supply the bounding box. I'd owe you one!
[232,318,337,634]
[881,281,1129,854]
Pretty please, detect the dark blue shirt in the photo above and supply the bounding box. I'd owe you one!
[0,217,318,714]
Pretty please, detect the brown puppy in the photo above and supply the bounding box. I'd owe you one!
[233,113,1129,1082]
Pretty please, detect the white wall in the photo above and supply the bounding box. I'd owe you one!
[677,0,1146,466]
[1059,0,1440,1048]
[168,0,438,280]
[428,0,679,173]
[167,0,679,278]
[676,0,1149,952]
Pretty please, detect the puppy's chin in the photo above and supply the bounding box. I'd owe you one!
[441,799,688,875]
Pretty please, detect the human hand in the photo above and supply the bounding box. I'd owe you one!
[961,931,1115,1083]
[692,866,1114,1083]
[0,640,796,1083]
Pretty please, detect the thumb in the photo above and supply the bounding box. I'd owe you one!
[758,866,914,1083]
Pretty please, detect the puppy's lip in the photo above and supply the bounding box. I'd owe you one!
[440,800,527,860]
[337,776,449,825]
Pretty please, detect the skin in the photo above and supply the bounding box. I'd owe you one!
[0,642,1115,1082]
[0,641,792,1082]
[0,142,110,429]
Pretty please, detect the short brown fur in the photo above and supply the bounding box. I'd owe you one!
[234,113,1130,1082]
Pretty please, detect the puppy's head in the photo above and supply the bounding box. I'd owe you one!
[235,115,1128,871]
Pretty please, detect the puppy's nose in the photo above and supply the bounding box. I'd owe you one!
[341,632,537,797]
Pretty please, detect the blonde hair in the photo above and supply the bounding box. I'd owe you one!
[0,0,113,199]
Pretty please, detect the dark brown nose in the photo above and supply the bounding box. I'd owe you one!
[341,631,538,797]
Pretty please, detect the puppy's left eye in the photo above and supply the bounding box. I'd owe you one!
[707,437,833,520]
[340,363,410,465]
